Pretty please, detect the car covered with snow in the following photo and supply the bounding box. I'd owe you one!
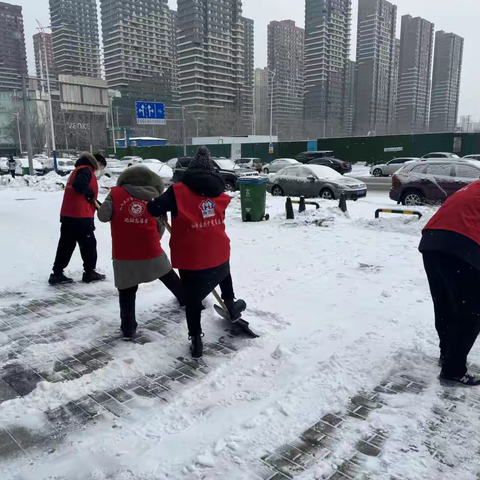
[16,158,45,176]
[262,158,300,174]
[104,159,127,178]
[267,164,367,200]
[142,162,174,186]
[120,156,143,166]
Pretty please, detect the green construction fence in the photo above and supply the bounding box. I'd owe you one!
[106,133,480,165]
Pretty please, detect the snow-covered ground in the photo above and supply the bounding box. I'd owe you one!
[1,180,480,480]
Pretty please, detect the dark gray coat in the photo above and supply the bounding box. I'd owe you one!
[98,165,171,290]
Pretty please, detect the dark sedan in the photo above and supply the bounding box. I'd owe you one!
[307,157,352,175]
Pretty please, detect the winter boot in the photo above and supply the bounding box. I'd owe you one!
[48,272,74,285]
[224,299,247,321]
[440,371,480,386]
[122,327,137,342]
[82,271,106,283]
[189,334,204,358]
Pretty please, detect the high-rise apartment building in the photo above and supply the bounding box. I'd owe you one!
[242,16,255,133]
[101,0,177,103]
[0,2,27,91]
[33,32,57,91]
[49,0,101,78]
[344,60,356,137]
[429,31,464,133]
[177,0,252,133]
[254,68,269,134]
[267,20,304,140]
[354,0,397,136]
[304,0,352,138]
[396,15,434,134]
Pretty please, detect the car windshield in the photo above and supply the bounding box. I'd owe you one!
[214,159,236,170]
[58,160,74,167]
[109,160,123,167]
[306,165,343,179]
[143,159,160,163]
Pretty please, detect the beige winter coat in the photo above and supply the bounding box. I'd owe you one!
[98,165,171,290]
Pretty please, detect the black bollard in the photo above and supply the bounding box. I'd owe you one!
[286,197,295,219]
[339,192,347,213]
[299,196,306,213]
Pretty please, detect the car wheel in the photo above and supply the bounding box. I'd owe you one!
[402,190,425,206]
[271,185,284,197]
[373,168,383,177]
[224,181,235,192]
[320,188,335,200]
[263,168,269,174]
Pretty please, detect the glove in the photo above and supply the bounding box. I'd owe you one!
[84,187,95,204]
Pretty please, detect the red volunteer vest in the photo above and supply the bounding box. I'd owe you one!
[171,183,231,270]
[60,165,98,218]
[109,186,163,261]
[424,180,480,246]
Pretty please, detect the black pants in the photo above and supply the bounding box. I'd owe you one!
[118,270,186,336]
[53,218,97,274]
[179,261,235,336]
[423,252,480,378]
[9,170,15,178]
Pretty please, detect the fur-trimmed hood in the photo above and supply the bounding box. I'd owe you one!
[75,152,99,171]
[117,165,165,201]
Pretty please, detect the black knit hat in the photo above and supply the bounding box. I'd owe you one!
[94,153,107,168]
[188,146,215,172]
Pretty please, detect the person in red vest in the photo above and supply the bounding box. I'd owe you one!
[147,147,246,358]
[420,180,480,386]
[98,165,186,340]
[49,152,107,285]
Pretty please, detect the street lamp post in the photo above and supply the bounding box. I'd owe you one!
[36,20,57,172]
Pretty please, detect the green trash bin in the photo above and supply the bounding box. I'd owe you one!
[238,177,268,222]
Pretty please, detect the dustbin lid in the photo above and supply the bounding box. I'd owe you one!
[237,176,267,185]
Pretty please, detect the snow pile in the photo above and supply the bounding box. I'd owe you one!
[346,164,371,178]
[0,172,117,192]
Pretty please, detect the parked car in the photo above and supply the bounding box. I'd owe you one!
[421,152,460,159]
[104,159,127,178]
[262,158,300,174]
[166,158,179,169]
[370,158,419,177]
[267,164,367,200]
[0,157,8,174]
[141,159,162,164]
[296,151,334,163]
[16,158,45,176]
[308,157,352,175]
[120,156,143,166]
[390,159,480,206]
[234,158,262,172]
[55,159,76,176]
[463,154,480,161]
[173,156,257,191]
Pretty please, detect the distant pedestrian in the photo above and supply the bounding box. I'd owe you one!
[420,180,480,386]
[7,155,16,178]
[98,165,186,340]
[48,152,107,285]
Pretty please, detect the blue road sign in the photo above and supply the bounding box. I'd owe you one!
[135,101,166,125]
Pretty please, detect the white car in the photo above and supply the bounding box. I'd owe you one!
[55,159,76,176]
[166,158,178,169]
[0,157,8,174]
[262,158,300,174]
[142,159,162,164]
[104,159,127,178]
[370,158,419,177]
[120,156,143,166]
[143,162,174,186]
[463,154,480,161]
[16,158,45,176]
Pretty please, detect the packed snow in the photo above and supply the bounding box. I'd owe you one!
[1,180,480,480]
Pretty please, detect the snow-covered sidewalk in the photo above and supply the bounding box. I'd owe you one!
[1,187,480,480]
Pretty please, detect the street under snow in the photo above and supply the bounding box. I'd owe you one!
[1,176,480,480]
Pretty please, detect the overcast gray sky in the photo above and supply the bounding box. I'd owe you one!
[21,0,478,118]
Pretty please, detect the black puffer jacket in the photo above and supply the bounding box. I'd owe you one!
[147,169,225,218]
